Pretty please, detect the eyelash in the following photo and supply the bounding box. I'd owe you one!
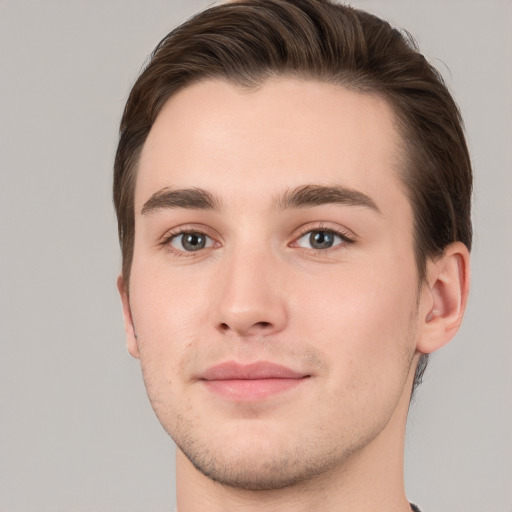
[292,224,355,253]
[159,224,355,257]
[159,226,218,257]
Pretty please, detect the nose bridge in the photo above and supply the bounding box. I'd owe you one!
[215,239,287,337]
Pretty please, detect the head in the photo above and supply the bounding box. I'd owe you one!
[114,0,471,492]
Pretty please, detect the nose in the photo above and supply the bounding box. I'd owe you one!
[214,246,288,338]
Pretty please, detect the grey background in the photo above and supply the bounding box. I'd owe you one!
[0,1,510,511]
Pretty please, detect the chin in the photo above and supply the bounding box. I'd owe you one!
[170,417,359,491]
[180,440,339,491]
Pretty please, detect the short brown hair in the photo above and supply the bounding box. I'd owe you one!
[113,0,472,390]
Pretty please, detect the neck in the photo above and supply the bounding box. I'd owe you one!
[175,371,415,512]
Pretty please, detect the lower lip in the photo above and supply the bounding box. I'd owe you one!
[203,378,305,401]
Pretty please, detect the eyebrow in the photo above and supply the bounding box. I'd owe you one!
[276,184,381,213]
[140,184,380,215]
[141,187,220,215]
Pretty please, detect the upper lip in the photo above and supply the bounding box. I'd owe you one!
[200,361,307,381]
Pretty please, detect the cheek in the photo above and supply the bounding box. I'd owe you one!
[127,266,202,425]
[128,260,200,378]
[130,247,210,336]
[291,261,419,381]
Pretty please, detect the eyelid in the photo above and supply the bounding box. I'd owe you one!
[157,222,355,256]
[170,232,215,251]
[294,222,355,241]
[158,224,221,255]
[289,223,356,250]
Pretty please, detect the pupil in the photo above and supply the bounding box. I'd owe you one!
[183,233,205,251]
[310,231,333,249]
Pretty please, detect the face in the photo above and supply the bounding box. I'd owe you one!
[122,78,425,490]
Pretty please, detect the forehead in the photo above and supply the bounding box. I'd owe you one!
[136,77,407,213]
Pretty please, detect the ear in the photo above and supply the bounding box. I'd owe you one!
[416,242,470,354]
[117,275,140,358]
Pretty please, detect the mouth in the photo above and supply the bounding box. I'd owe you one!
[199,361,311,401]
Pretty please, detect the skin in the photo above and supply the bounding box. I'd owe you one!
[118,78,470,512]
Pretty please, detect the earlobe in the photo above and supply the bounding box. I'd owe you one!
[116,275,140,359]
[416,242,470,354]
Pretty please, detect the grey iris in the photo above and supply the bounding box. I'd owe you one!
[182,233,206,251]
[310,231,335,249]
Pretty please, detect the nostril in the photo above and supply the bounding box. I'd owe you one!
[218,321,272,333]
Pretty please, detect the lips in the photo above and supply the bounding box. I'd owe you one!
[199,361,309,401]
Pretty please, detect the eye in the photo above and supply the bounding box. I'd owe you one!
[295,229,346,250]
[169,232,215,252]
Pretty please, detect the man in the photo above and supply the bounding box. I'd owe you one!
[114,1,471,510]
